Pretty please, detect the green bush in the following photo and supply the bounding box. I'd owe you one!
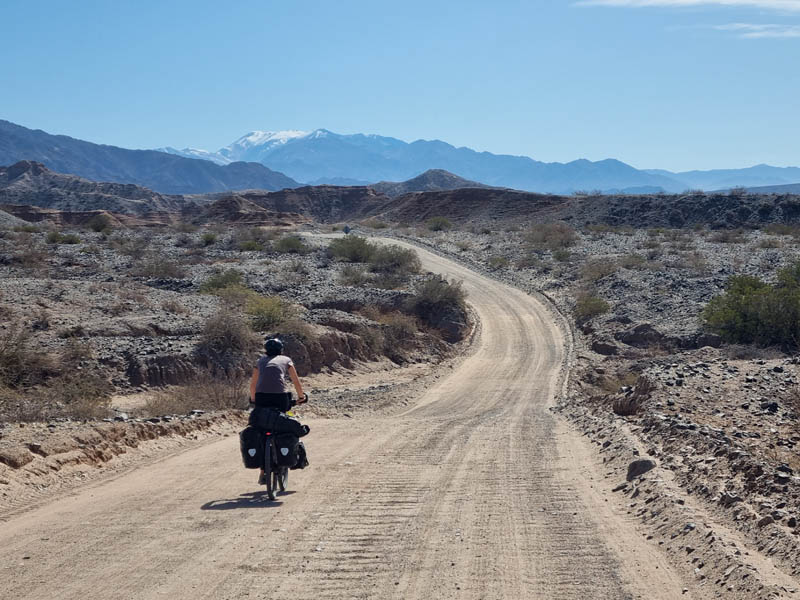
[274,235,310,254]
[426,216,453,232]
[198,310,259,356]
[199,269,244,292]
[13,224,40,233]
[201,232,217,246]
[328,236,377,262]
[86,214,113,233]
[573,294,610,322]
[552,249,571,262]
[370,245,420,274]
[246,295,292,331]
[237,240,265,252]
[46,231,81,244]
[407,275,467,326]
[702,263,800,349]
[487,255,510,270]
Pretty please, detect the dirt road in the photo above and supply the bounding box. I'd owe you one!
[0,242,690,599]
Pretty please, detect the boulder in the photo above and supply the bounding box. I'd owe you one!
[626,458,656,481]
[0,446,34,469]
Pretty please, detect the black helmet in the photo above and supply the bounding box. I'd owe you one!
[264,338,283,356]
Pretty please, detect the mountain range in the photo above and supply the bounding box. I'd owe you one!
[2,119,800,195]
[0,120,299,195]
[162,128,800,194]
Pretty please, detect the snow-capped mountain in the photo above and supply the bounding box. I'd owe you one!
[155,129,800,193]
[156,146,232,165]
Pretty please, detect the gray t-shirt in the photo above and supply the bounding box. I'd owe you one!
[255,355,294,394]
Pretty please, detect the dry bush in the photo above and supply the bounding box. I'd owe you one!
[273,235,311,254]
[0,323,59,387]
[12,245,49,270]
[370,245,420,275]
[131,255,186,279]
[361,218,389,229]
[525,223,577,250]
[612,375,656,415]
[573,293,610,323]
[426,216,453,232]
[198,310,259,357]
[111,234,151,259]
[710,229,747,244]
[338,264,367,286]
[454,240,472,252]
[757,237,782,249]
[618,253,647,269]
[161,298,188,314]
[138,371,249,417]
[515,253,546,271]
[580,259,618,282]
[328,236,377,262]
[552,249,571,262]
[487,255,510,270]
[199,269,244,292]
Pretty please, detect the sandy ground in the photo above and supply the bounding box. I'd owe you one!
[1,241,782,600]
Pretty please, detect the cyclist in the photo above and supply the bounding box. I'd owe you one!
[250,338,308,485]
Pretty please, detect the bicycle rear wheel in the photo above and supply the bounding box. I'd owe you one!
[264,441,276,501]
[277,467,288,492]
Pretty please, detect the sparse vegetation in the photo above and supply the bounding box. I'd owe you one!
[131,255,186,279]
[46,231,81,244]
[273,235,311,254]
[328,236,377,262]
[580,259,618,282]
[702,262,800,349]
[338,264,368,286]
[573,293,610,322]
[199,269,244,292]
[525,223,577,250]
[426,216,453,232]
[245,295,293,331]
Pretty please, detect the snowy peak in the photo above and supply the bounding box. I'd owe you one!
[229,129,310,149]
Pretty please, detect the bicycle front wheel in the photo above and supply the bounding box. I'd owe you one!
[277,467,288,492]
[264,443,276,501]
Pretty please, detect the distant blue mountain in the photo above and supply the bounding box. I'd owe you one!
[0,120,299,194]
[164,129,688,194]
[166,129,800,194]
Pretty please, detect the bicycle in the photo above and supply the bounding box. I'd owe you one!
[263,430,288,501]
[260,392,309,501]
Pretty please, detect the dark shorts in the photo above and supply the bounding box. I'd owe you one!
[253,392,293,413]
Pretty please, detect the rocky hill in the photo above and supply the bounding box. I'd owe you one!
[0,161,189,216]
[374,188,800,229]
[205,185,391,223]
[0,120,300,194]
[370,169,492,198]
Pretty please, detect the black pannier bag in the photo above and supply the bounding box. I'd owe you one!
[274,433,299,468]
[249,407,310,437]
[239,426,265,469]
[291,441,309,470]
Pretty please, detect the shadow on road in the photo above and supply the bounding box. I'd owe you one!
[201,490,295,510]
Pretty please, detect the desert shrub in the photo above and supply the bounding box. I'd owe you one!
[764,223,800,238]
[338,264,368,286]
[213,284,254,307]
[274,235,310,254]
[702,263,800,349]
[328,236,377,262]
[46,231,81,245]
[361,218,389,229]
[13,224,40,233]
[757,237,782,249]
[573,293,610,322]
[201,232,217,246]
[161,298,189,314]
[426,216,453,232]
[173,222,199,233]
[728,186,749,197]
[370,245,420,275]
[12,246,48,270]
[372,272,412,290]
[238,240,264,251]
[618,254,647,269]
[132,255,186,278]
[407,275,466,326]
[525,223,577,250]
[454,240,472,252]
[552,249,571,262]
[487,255,510,270]
[515,253,546,271]
[580,259,618,282]
[246,295,292,331]
[112,234,150,259]
[0,323,59,388]
[710,229,746,244]
[197,310,259,356]
[199,269,244,292]
[86,214,113,233]
[139,371,249,416]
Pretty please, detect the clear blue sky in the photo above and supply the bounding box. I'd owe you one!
[2,0,798,171]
